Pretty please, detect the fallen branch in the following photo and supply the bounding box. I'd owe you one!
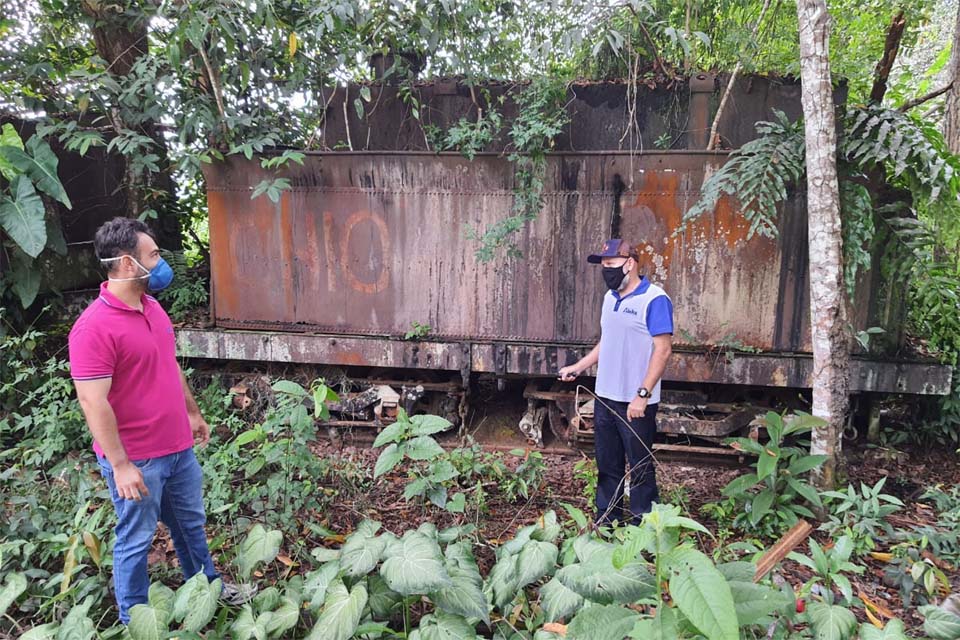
[753,519,812,582]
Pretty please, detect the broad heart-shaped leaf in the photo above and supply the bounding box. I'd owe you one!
[304,561,341,610]
[374,443,403,478]
[0,123,24,181]
[380,531,451,595]
[183,577,222,632]
[920,604,960,640]
[238,524,283,580]
[307,580,367,640]
[404,435,446,461]
[266,596,300,636]
[484,551,520,610]
[230,605,261,640]
[340,526,386,578]
[517,539,558,588]
[410,414,454,436]
[368,574,403,618]
[807,602,858,640]
[127,604,168,640]
[19,623,58,640]
[567,603,639,640]
[1,176,46,258]
[430,541,489,625]
[859,619,910,640]
[0,139,70,208]
[373,420,409,447]
[409,611,479,640]
[57,595,96,640]
[556,552,655,605]
[667,547,738,640]
[718,562,791,625]
[0,571,27,617]
[539,577,584,622]
[147,582,175,624]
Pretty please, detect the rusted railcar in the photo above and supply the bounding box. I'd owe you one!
[176,150,952,451]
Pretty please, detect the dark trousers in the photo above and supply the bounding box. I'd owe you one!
[594,398,659,525]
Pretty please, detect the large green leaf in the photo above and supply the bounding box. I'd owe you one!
[630,605,679,639]
[749,489,776,526]
[308,580,367,640]
[667,547,738,640]
[373,420,409,447]
[374,442,403,478]
[404,435,446,460]
[230,605,260,640]
[380,531,451,595]
[0,572,27,617]
[484,552,520,610]
[517,539,558,588]
[430,542,489,625]
[721,473,759,497]
[304,561,341,610]
[127,604,168,640]
[1,176,46,258]
[556,552,655,605]
[410,414,454,436]
[718,563,791,625]
[368,574,403,618]
[0,123,24,181]
[238,524,283,580]
[567,604,639,640]
[10,249,41,308]
[20,623,58,640]
[756,447,778,482]
[539,577,583,622]
[920,605,960,640]
[0,137,71,208]
[341,527,386,578]
[859,619,910,640]
[266,596,300,637]
[183,577,221,632]
[56,595,95,640]
[808,602,858,640]
[409,611,479,640]
[147,582,175,623]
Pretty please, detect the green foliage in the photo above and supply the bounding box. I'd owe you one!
[572,457,598,505]
[472,76,571,261]
[788,535,864,606]
[717,411,827,538]
[820,478,904,556]
[156,250,208,322]
[0,126,71,309]
[403,321,433,341]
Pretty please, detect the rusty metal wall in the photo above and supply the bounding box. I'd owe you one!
[205,151,876,354]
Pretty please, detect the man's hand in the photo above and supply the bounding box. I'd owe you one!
[558,365,580,382]
[627,396,648,420]
[114,462,149,501]
[189,412,211,447]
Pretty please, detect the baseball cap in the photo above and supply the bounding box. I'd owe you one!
[587,238,637,264]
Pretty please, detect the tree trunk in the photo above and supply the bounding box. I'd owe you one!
[796,0,849,488]
[81,1,181,249]
[944,1,960,154]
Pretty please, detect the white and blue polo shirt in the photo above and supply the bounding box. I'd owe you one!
[595,277,673,404]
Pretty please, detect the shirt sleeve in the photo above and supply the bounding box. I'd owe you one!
[69,322,116,380]
[646,295,674,336]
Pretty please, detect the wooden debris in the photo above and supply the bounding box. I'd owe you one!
[754,520,813,582]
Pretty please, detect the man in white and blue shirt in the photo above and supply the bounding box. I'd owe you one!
[559,238,674,525]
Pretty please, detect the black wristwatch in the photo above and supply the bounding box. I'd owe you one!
[637,387,651,399]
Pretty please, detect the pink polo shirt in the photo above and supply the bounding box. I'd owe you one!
[68,282,193,460]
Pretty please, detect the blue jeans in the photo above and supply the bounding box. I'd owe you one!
[594,398,659,525]
[98,448,218,624]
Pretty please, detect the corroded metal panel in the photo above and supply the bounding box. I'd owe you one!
[205,151,841,353]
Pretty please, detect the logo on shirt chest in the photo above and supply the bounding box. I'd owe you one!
[621,307,638,316]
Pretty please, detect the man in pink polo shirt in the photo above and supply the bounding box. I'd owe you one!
[69,217,253,624]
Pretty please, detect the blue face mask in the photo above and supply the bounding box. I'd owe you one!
[102,255,175,292]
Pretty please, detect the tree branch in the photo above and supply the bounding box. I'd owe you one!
[707,0,774,150]
[899,82,953,112]
[197,44,228,130]
[869,11,906,105]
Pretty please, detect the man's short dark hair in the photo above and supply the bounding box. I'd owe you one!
[94,217,154,272]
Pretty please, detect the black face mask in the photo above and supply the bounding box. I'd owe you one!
[602,265,628,291]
